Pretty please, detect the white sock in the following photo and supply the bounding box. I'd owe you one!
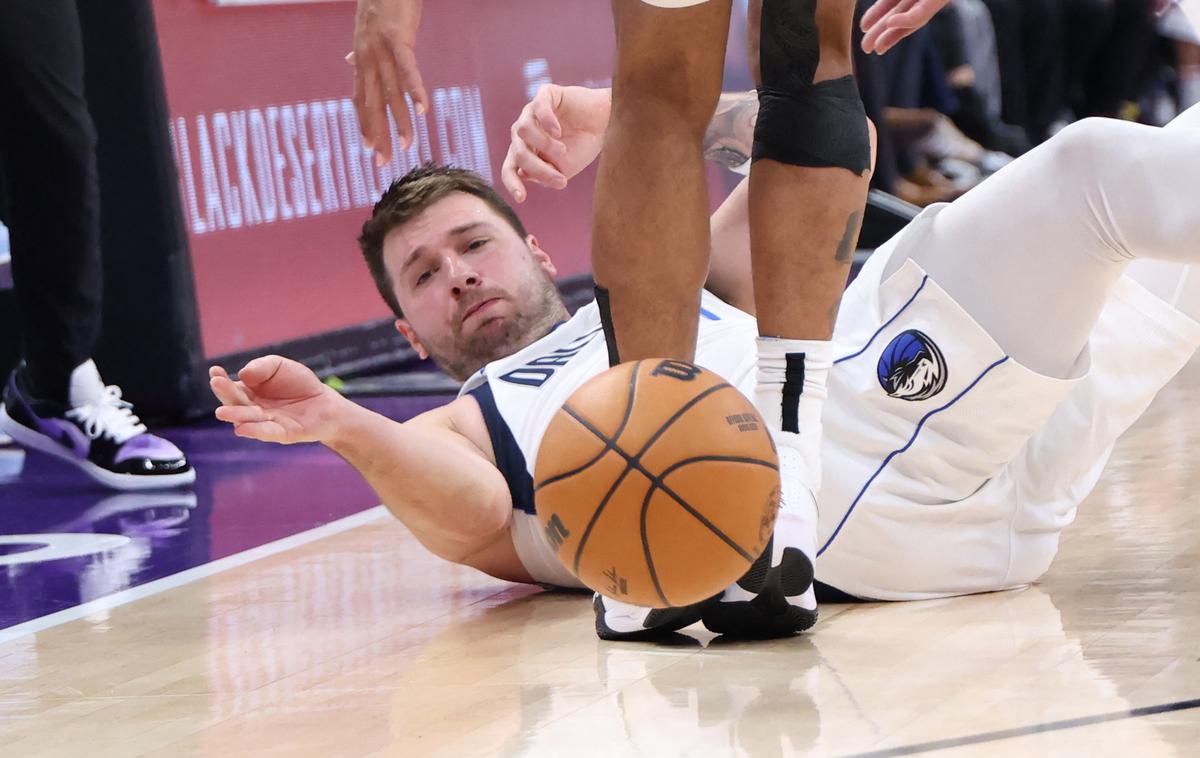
[754,337,832,495]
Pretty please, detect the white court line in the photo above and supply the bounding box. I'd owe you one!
[0,505,390,647]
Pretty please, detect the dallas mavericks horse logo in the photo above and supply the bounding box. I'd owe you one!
[877,330,948,401]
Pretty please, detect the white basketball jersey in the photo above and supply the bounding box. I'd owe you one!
[457,291,760,589]
[459,237,1200,598]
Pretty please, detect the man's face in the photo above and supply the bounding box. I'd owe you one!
[385,192,566,380]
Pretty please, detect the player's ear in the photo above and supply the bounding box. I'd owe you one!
[527,234,558,277]
[395,319,430,360]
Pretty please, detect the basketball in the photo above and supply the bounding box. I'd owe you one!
[533,359,780,608]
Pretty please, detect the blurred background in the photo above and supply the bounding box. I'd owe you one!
[1,0,1196,420]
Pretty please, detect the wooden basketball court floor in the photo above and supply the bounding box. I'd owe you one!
[1,361,1197,757]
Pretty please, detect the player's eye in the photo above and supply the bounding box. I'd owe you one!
[466,238,489,252]
[415,269,433,286]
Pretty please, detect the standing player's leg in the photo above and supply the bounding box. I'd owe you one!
[882,103,1200,379]
[591,0,732,366]
[701,0,872,639]
[0,0,193,489]
[749,0,870,469]
[591,0,735,641]
[0,0,101,404]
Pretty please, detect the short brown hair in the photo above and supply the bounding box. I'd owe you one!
[358,164,529,318]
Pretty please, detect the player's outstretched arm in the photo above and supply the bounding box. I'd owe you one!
[210,357,513,563]
[501,85,760,202]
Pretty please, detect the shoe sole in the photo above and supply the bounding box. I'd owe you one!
[0,406,196,491]
[594,594,710,642]
[701,544,817,639]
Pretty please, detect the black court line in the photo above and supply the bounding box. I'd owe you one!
[845,697,1200,757]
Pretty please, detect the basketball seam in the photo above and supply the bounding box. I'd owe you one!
[639,480,670,607]
[630,382,733,460]
[534,361,645,491]
[649,455,780,582]
[564,385,760,569]
[568,361,643,574]
[656,454,778,478]
[639,477,756,565]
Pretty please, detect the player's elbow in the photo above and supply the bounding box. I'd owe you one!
[426,498,514,565]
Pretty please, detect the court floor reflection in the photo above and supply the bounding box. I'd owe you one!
[0,364,1196,756]
[0,395,444,629]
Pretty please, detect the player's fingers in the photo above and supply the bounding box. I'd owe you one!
[390,43,429,117]
[514,119,566,164]
[208,365,228,380]
[215,403,268,425]
[531,86,562,139]
[359,62,392,163]
[376,54,412,156]
[861,0,916,52]
[860,21,885,53]
[885,3,940,31]
[508,138,567,189]
[351,59,373,152]
[345,51,355,65]
[237,355,284,388]
[232,420,290,444]
[872,25,916,55]
[209,375,252,408]
[500,149,529,203]
[860,0,901,33]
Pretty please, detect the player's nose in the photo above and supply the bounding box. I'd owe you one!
[448,255,481,296]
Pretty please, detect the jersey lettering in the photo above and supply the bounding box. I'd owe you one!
[499,327,604,388]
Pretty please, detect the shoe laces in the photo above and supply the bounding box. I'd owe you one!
[65,385,147,444]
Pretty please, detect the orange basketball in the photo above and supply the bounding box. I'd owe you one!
[534,359,780,608]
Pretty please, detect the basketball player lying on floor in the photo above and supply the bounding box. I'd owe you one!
[210,86,1200,641]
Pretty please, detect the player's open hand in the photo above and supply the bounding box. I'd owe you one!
[209,356,343,445]
[349,0,429,166]
[501,84,612,203]
[860,0,951,55]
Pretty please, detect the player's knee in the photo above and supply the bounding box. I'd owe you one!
[753,76,871,175]
[1050,117,1134,170]
[612,79,721,139]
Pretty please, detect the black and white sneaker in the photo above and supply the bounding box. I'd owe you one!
[701,532,817,639]
[0,361,195,490]
[702,433,818,639]
[593,593,712,642]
